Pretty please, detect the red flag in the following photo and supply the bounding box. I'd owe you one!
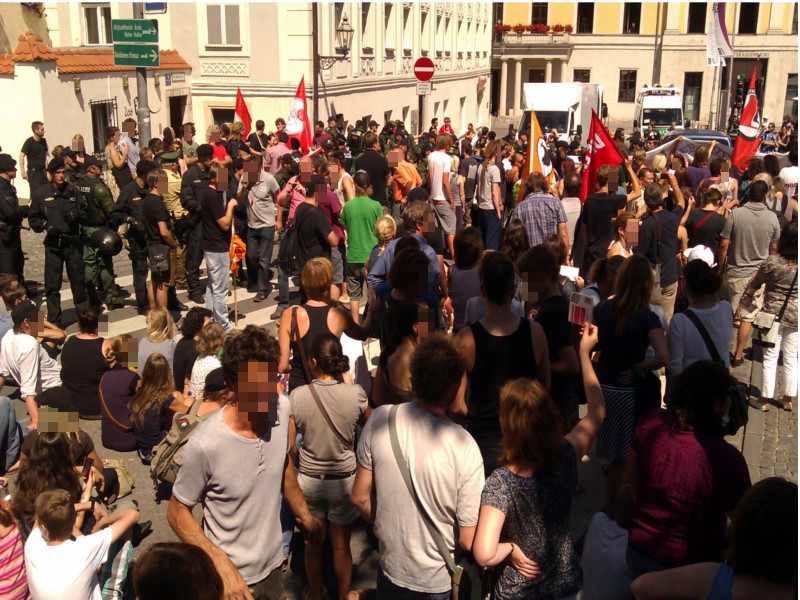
[285,77,313,154]
[580,109,624,201]
[234,88,252,140]
[731,61,761,172]
[517,108,556,202]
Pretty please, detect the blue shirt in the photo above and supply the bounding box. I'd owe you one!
[366,233,441,291]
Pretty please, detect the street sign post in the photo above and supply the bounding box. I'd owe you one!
[413,57,435,81]
[112,44,160,67]
[111,19,159,43]
[416,81,432,95]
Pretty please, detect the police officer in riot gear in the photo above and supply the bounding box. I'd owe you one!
[28,157,90,326]
[180,143,213,305]
[347,120,366,158]
[61,148,84,184]
[111,159,157,314]
[76,155,124,310]
[0,154,28,282]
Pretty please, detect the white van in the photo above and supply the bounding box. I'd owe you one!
[517,82,604,143]
[634,85,684,135]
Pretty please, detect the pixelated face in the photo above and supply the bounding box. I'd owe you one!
[313,183,327,202]
[125,122,137,137]
[388,149,403,167]
[26,311,44,336]
[415,303,432,339]
[519,272,548,303]
[242,160,259,183]
[156,174,168,195]
[38,407,80,433]
[51,168,66,186]
[298,157,313,183]
[625,219,639,246]
[233,361,280,418]
[214,167,228,191]
[421,212,437,234]
[329,164,341,184]
[210,129,221,144]
[71,139,85,153]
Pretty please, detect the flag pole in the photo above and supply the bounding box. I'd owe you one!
[230,198,238,328]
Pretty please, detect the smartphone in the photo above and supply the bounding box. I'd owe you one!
[81,457,93,483]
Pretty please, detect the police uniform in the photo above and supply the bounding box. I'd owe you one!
[111,165,153,313]
[0,154,28,281]
[76,156,122,308]
[347,124,365,158]
[28,157,89,326]
[156,151,188,288]
[180,144,212,302]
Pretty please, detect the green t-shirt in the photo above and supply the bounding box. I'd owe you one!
[340,195,383,264]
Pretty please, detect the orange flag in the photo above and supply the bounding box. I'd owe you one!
[517,108,556,202]
[229,233,246,271]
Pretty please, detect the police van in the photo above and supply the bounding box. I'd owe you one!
[633,85,685,136]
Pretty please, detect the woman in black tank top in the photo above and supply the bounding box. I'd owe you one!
[456,253,550,475]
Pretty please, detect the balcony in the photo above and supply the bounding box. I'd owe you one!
[493,32,572,59]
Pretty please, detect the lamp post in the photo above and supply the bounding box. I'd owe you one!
[312,6,354,126]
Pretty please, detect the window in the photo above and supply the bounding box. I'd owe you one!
[211,108,235,125]
[618,69,637,103]
[83,3,112,45]
[89,99,117,154]
[623,3,640,34]
[385,4,394,49]
[206,4,241,48]
[402,6,411,49]
[577,3,594,34]
[687,3,707,34]
[738,3,759,34]
[421,10,429,53]
[793,4,798,35]
[531,3,548,25]
[683,72,703,122]
[361,2,374,50]
[493,3,504,27]
[785,74,798,121]
[573,69,591,83]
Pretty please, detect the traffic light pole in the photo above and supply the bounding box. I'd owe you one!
[133,2,152,143]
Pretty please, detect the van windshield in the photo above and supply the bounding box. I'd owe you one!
[519,110,570,136]
[643,108,683,125]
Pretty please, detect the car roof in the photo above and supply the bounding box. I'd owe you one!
[662,129,732,147]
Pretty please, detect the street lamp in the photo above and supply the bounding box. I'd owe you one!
[320,15,355,70]
[312,8,355,125]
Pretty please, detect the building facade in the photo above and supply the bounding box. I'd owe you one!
[0,2,492,198]
[492,2,798,130]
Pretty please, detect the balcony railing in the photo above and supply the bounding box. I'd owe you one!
[494,32,571,45]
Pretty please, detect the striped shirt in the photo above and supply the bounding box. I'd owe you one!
[0,524,29,600]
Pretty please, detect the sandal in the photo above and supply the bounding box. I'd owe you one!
[780,399,793,412]
[749,398,769,412]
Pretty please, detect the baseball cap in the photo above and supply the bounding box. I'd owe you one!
[281,153,295,166]
[136,159,158,178]
[60,148,76,159]
[204,367,227,393]
[11,299,37,325]
[47,157,65,172]
[353,170,371,188]
[683,245,716,268]
[196,143,214,158]
[83,155,104,169]
[0,154,17,171]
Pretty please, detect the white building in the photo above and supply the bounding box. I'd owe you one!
[0,2,493,198]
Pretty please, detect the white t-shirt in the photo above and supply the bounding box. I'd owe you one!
[24,527,112,600]
[667,301,732,377]
[189,354,222,401]
[427,151,451,201]
[357,402,485,594]
[779,165,799,200]
[578,512,633,600]
[0,330,61,398]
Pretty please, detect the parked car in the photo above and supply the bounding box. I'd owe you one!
[661,128,733,148]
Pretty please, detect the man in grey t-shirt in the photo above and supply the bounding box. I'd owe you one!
[718,180,780,365]
[168,326,322,600]
[246,172,280,301]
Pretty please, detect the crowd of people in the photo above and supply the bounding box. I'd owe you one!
[0,108,796,600]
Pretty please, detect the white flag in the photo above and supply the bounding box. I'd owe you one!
[706,3,734,67]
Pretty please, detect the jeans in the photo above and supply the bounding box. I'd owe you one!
[0,396,22,473]
[247,226,275,293]
[377,570,450,600]
[277,262,290,309]
[762,324,798,398]
[477,208,501,250]
[626,543,671,578]
[204,251,231,332]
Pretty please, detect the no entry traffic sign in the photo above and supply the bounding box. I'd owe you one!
[414,57,435,82]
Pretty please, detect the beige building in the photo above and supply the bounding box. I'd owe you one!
[492,2,798,129]
[0,2,492,198]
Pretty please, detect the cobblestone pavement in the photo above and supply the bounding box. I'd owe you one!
[6,225,796,598]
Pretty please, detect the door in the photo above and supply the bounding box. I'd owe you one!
[528,68,545,83]
[89,98,118,155]
[169,95,187,133]
[491,68,500,116]
[683,72,703,124]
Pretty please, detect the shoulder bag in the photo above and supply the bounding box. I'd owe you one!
[689,210,717,234]
[291,307,351,450]
[388,405,483,600]
[684,309,748,436]
[752,271,797,348]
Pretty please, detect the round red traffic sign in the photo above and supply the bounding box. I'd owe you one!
[413,57,435,82]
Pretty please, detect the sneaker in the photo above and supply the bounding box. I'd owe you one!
[254,292,268,303]
[189,294,205,304]
[270,307,285,320]
[106,300,126,310]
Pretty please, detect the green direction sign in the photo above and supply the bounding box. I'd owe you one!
[111,19,159,43]
[112,44,160,67]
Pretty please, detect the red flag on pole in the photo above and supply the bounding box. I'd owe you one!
[234,87,252,140]
[517,108,556,202]
[731,60,761,173]
[580,109,624,201]
[285,76,313,154]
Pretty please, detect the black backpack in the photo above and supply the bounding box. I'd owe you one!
[277,206,314,276]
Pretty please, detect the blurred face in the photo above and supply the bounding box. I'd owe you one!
[51,167,66,186]
[640,170,654,186]
[34,124,45,137]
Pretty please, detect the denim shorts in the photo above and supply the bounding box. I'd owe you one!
[330,245,345,284]
[297,472,358,524]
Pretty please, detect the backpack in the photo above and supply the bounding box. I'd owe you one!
[149,399,218,485]
[277,204,315,276]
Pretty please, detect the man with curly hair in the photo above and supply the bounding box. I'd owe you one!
[351,335,485,598]
[167,325,323,600]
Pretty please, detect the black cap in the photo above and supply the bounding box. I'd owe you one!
[369,120,379,127]
[11,299,37,325]
[60,148,76,159]
[307,174,327,192]
[196,143,214,158]
[407,186,429,202]
[281,153,295,165]
[136,159,158,178]
[47,157,65,172]
[83,155,104,169]
[353,170,371,188]
[231,157,244,171]
[0,154,17,171]
[204,367,227,393]
[355,120,364,128]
